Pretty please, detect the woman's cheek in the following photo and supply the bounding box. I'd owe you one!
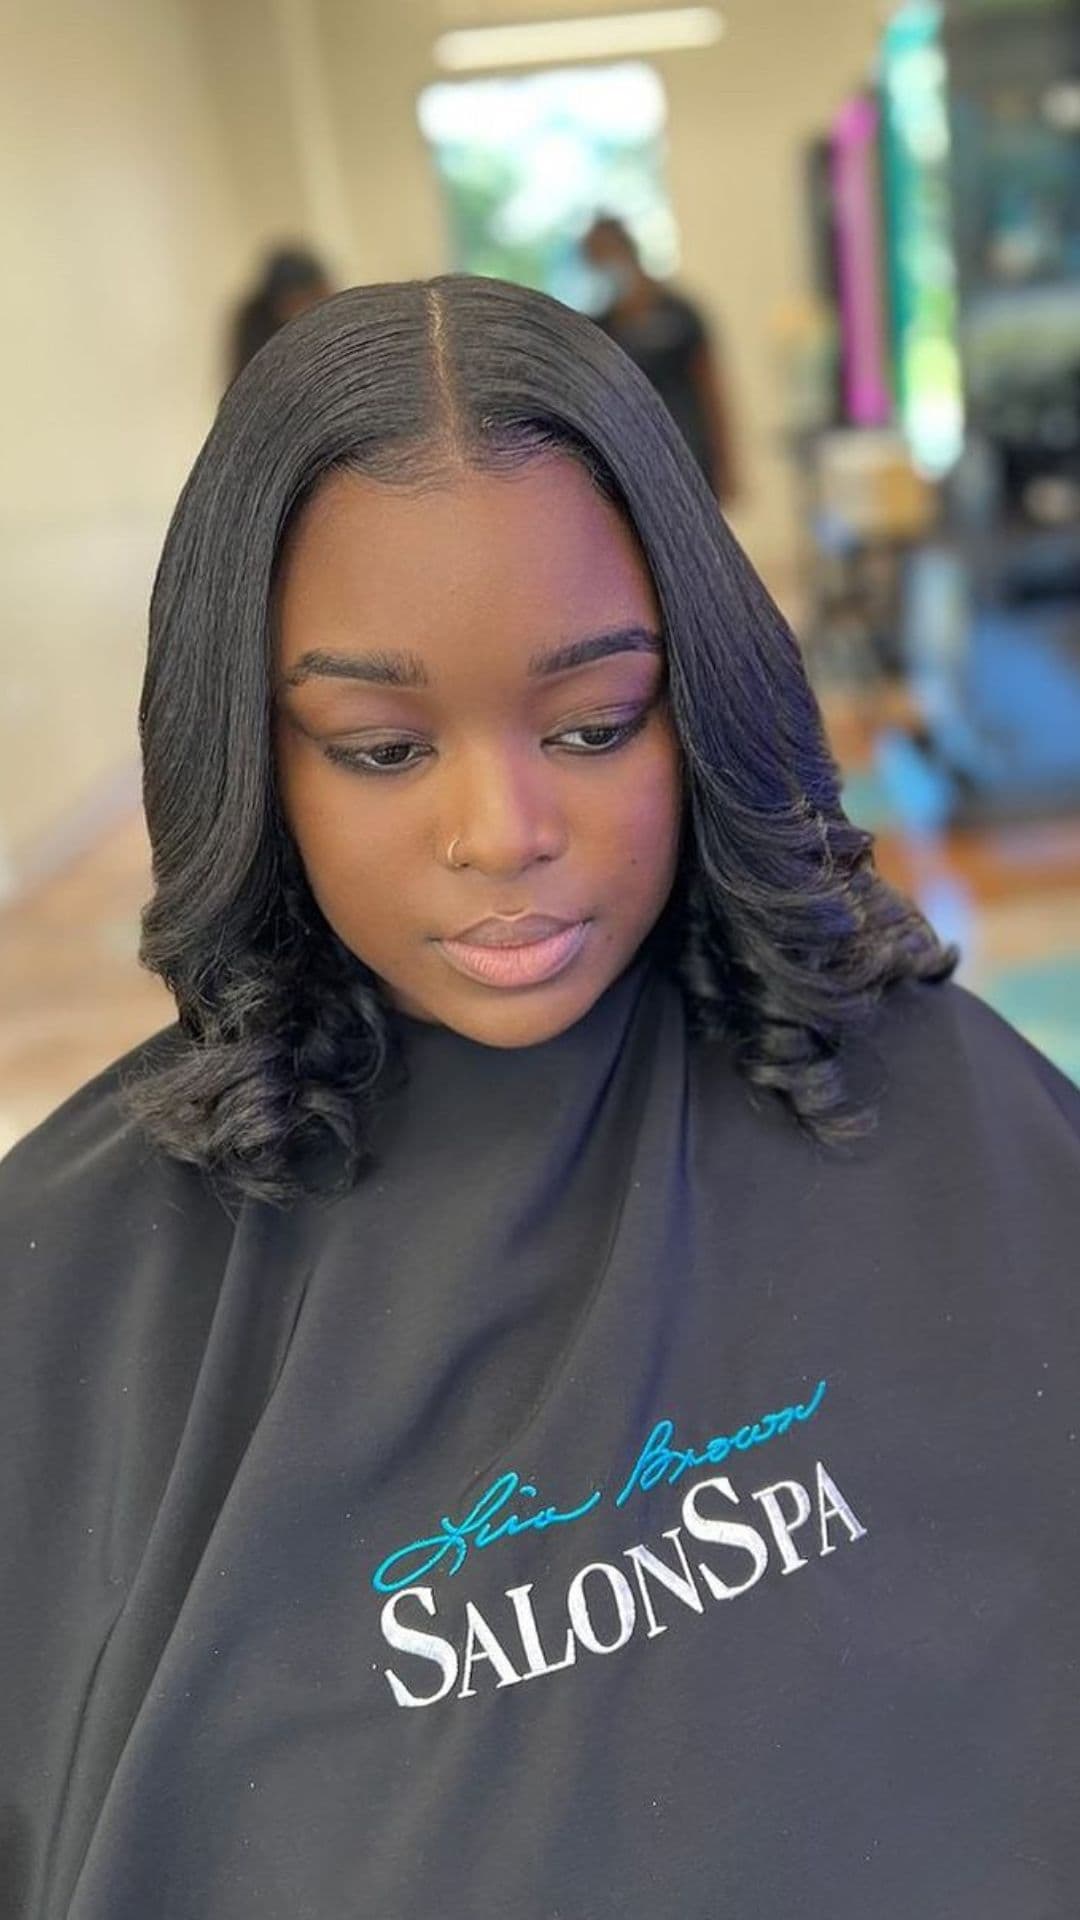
[622,734,683,860]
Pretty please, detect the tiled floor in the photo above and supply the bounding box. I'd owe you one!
[2,697,1080,1154]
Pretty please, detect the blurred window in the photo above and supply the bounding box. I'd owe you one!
[879,1,965,474]
[417,61,679,310]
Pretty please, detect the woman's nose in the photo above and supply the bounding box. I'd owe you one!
[441,749,567,876]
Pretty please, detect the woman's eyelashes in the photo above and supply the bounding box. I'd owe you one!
[320,705,654,777]
[322,736,429,774]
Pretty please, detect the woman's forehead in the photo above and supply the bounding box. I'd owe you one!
[274,459,659,675]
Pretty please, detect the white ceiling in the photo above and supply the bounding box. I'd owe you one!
[436,0,706,25]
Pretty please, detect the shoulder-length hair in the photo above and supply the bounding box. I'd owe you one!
[123,273,956,1208]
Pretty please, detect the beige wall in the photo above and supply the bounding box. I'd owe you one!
[315,0,449,284]
[0,0,244,886]
[1,0,878,888]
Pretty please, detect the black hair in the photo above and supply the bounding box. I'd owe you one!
[126,273,956,1209]
[260,244,329,298]
[584,213,640,259]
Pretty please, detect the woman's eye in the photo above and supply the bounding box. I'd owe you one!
[321,708,649,776]
[323,739,429,775]
[553,710,650,755]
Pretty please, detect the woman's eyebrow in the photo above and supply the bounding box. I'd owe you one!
[281,648,429,690]
[280,625,663,691]
[528,626,663,677]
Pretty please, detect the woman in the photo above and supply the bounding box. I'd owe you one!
[2,277,1078,1920]
[582,213,737,505]
[225,243,333,387]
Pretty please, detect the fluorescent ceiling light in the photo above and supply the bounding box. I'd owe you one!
[434,8,725,72]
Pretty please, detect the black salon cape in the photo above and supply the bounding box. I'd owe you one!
[2,959,1079,1920]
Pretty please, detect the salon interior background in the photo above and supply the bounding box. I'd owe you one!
[2,0,1080,1143]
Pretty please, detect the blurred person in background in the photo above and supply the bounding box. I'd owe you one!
[226,242,333,386]
[583,212,737,507]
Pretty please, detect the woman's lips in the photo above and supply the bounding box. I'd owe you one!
[436,921,589,989]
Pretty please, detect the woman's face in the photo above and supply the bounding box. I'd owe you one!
[273,455,683,1048]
